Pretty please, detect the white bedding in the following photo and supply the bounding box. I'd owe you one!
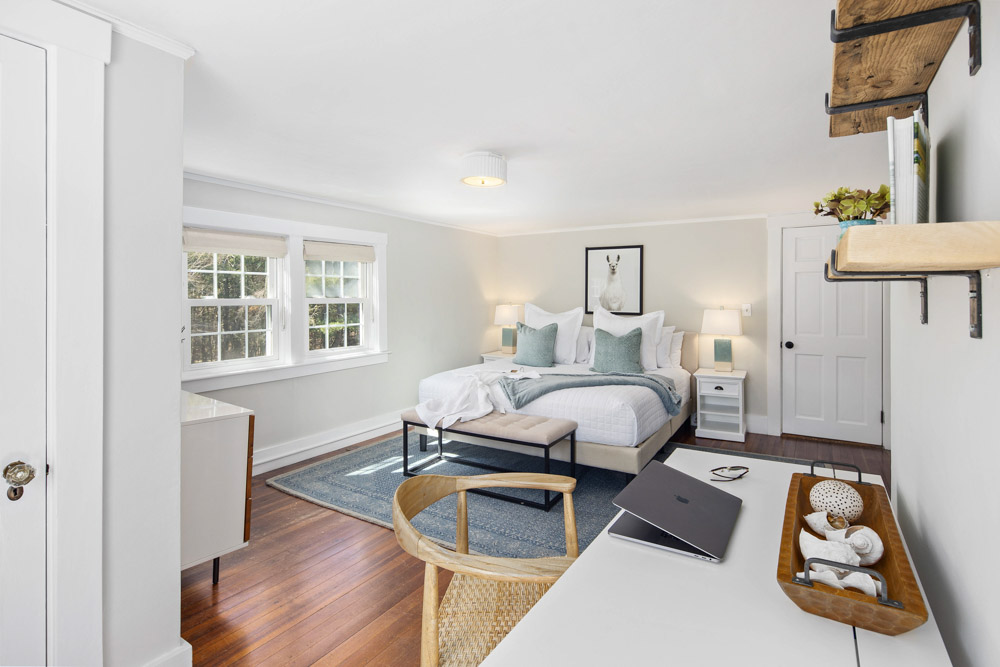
[418,360,691,448]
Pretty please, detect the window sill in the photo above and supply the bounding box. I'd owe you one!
[181,350,390,393]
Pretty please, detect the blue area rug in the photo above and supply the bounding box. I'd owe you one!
[266,434,634,558]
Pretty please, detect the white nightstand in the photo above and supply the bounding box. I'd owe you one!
[694,368,747,442]
[481,350,516,363]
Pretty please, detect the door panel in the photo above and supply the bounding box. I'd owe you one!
[782,226,882,444]
[0,35,47,665]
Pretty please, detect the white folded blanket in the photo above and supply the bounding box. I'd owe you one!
[414,368,539,429]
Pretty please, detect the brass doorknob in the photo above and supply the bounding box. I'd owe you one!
[4,461,36,501]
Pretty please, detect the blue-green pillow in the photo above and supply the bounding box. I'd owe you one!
[513,321,557,367]
[590,327,643,373]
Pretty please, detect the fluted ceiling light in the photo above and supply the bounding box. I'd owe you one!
[461,151,507,187]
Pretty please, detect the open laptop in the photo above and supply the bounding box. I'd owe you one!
[608,462,742,562]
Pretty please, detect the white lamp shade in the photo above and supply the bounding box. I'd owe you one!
[462,151,507,187]
[494,304,522,326]
[701,308,742,336]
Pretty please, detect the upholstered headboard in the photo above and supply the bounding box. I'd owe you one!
[679,330,699,375]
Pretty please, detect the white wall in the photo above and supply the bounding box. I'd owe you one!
[497,219,769,426]
[183,179,498,471]
[890,8,1000,665]
[104,35,190,666]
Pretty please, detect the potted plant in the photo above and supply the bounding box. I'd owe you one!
[813,185,891,235]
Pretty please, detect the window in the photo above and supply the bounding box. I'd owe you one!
[186,252,278,365]
[302,240,376,354]
[181,209,388,391]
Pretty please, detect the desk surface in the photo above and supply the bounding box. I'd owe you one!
[482,448,950,666]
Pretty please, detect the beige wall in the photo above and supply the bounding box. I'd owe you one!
[889,14,1000,667]
[183,179,499,465]
[497,218,768,422]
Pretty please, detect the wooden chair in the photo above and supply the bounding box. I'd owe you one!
[392,473,579,667]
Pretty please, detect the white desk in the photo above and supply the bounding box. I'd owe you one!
[482,448,950,666]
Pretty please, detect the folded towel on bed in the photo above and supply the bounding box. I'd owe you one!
[498,373,682,417]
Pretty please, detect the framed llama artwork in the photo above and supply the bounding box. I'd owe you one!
[584,245,643,315]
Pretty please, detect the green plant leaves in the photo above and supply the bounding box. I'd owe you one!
[813,185,890,222]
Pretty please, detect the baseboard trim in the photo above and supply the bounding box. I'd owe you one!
[252,408,406,475]
[142,640,192,667]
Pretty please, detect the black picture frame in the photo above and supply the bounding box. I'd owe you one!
[584,245,643,315]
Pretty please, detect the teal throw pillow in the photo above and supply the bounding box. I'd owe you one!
[591,327,643,374]
[513,321,557,367]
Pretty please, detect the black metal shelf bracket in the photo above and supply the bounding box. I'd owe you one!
[824,92,928,126]
[824,249,984,338]
[830,1,981,76]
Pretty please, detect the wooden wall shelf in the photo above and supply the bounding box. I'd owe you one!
[836,220,1000,271]
[827,0,980,137]
[825,222,1000,337]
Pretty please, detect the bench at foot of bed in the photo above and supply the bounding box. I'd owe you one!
[400,409,577,511]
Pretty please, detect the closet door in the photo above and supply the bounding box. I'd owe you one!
[781,225,883,445]
[0,34,48,665]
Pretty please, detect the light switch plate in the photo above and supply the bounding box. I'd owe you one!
[742,303,752,317]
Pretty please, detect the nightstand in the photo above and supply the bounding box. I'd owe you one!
[481,350,516,363]
[694,368,747,442]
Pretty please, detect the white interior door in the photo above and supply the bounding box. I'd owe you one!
[0,34,47,665]
[781,226,882,445]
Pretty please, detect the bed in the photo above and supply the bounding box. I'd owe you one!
[414,332,699,475]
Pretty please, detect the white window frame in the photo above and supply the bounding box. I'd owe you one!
[181,206,389,392]
[182,254,284,373]
[304,260,372,356]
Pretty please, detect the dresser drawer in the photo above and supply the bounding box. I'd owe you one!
[700,380,740,398]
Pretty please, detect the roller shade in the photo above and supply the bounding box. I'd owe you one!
[303,240,376,263]
[183,228,288,257]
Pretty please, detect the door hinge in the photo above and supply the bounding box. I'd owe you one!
[46,463,50,475]
[880,410,885,424]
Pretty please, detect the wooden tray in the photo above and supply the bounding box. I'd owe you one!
[776,466,927,635]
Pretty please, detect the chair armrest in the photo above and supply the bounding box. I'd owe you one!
[417,536,575,583]
[456,472,576,494]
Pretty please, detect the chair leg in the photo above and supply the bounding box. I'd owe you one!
[419,433,428,452]
[421,563,440,667]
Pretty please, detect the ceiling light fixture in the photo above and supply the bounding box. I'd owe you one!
[461,151,507,187]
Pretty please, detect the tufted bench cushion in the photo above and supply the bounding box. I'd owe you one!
[400,409,577,446]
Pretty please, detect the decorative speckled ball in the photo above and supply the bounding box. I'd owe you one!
[809,480,864,522]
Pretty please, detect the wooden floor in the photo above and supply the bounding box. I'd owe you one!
[182,424,890,665]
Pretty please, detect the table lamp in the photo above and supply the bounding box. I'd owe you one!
[494,304,522,354]
[701,307,743,372]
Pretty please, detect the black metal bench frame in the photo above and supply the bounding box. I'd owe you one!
[402,419,576,512]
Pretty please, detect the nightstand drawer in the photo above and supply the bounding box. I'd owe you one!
[700,381,740,398]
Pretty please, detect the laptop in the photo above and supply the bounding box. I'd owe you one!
[608,462,742,562]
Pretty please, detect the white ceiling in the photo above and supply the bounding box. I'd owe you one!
[83,0,889,235]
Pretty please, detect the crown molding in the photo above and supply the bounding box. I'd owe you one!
[495,213,769,237]
[183,171,498,238]
[54,0,195,60]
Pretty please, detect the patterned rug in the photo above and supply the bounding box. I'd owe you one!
[267,434,636,558]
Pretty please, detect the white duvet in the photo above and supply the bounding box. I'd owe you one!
[417,360,691,448]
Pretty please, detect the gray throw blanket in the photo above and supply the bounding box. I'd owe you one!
[498,373,682,417]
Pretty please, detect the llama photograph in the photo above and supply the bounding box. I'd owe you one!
[585,245,643,315]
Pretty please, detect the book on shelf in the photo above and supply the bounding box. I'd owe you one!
[887,110,930,225]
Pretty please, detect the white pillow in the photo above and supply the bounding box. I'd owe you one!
[591,307,665,371]
[576,326,595,363]
[670,331,685,368]
[524,303,584,366]
[654,326,678,367]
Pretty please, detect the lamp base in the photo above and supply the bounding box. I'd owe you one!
[501,326,517,355]
[713,338,733,373]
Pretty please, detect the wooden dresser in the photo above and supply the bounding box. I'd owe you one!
[180,391,254,583]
